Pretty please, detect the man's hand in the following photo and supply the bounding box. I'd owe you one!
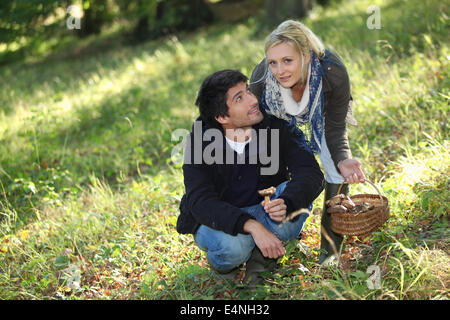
[261,198,287,222]
[243,219,285,258]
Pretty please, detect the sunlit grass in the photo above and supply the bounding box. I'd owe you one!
[0,0,448,300]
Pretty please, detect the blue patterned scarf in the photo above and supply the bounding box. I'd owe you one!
[261,50,324,154]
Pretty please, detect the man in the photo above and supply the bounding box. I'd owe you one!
[176,69,324,284]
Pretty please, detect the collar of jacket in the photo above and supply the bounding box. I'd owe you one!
[320,48,346,95]
[189,109,272,171]
[190,111,273,182]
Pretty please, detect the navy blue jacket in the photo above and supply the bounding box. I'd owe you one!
[176,110,324,236]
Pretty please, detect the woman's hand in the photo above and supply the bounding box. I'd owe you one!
[338,159,366,184]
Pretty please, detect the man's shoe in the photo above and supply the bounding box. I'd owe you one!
[244,247,277,287]
[212,266,242,282]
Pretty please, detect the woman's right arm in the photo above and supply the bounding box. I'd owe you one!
[322,54,353,173]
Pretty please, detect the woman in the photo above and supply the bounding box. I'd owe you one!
[250,20,365,264]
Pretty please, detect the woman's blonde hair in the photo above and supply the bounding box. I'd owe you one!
[264,20,325,58]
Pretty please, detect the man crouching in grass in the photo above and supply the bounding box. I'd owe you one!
[176,69,324,286]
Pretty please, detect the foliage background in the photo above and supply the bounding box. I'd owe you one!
[0,0,448,300]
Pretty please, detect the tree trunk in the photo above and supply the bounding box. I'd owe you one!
[265,0,310,27]
[77,0,106,38]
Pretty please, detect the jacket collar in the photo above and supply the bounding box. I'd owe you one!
[192,107,272,153]
[319,50,332,95]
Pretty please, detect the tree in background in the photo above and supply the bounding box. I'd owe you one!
[204,0,264,22]
[0,0,73,63]
[0,0,215,63]
[77,0,116,38]
[265,0,311,27]
[135,0,214,40]
[0,0,335,64]
[117,0,214,42]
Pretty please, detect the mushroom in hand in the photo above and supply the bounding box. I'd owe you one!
[258,186,276,204]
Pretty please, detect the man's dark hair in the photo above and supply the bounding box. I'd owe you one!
[195,69,248,126]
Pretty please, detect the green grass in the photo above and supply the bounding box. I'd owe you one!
[0,0,448,299]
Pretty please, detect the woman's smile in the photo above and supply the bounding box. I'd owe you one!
[278,75,291,83]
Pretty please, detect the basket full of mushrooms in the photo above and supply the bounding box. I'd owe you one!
[327,180,390,236]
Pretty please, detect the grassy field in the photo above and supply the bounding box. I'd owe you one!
[0,0,448,300]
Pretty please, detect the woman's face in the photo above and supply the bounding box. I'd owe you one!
[266,42,309,89]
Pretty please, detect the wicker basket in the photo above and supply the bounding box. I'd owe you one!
[330,180,390,236]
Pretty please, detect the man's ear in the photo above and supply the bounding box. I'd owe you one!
[215,114,229,125]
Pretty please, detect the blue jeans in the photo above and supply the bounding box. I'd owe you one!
[194,181,311,273]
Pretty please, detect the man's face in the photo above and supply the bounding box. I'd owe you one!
[216,82,263,130]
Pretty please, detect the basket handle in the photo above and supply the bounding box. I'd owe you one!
[337,180,384,204]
